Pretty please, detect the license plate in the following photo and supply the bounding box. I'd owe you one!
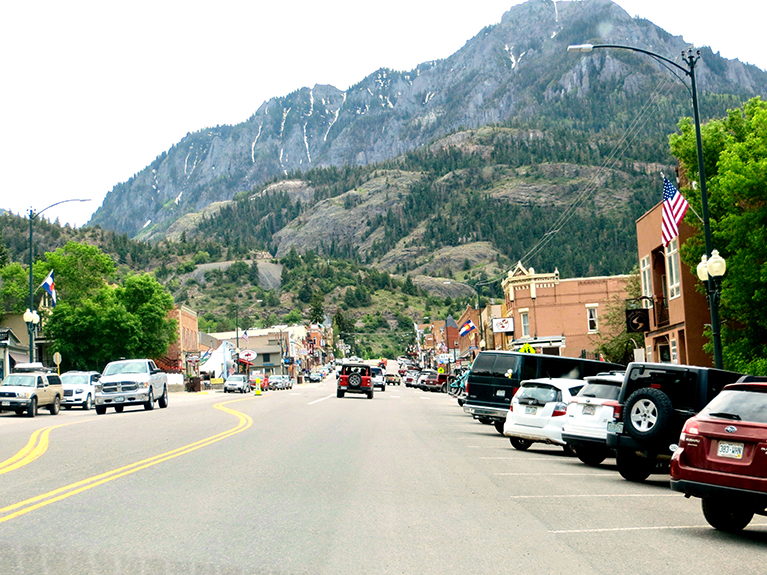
[607,421,623,433]
[525,406,537,415]
[1,401,9,406]
[717,441,744,459]
[582,404,596,416]
[114,396,125,403]
[496,390,505,397]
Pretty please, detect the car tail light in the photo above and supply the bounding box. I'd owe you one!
[552,402,568,417]
[512,386,521,397]
[680,418,699,442]
[603,400,622,421]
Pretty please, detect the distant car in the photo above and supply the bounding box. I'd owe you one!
[269,375,292,390]
[403,371,419,387]
[503,378,584,453]
[371,366,386,391]
[671,376,767,532]
[224,374,250,393]
[308,372,322,383]
[384,373,400,386]
[0,363,63,417]
[561,372,625,466]
[249,372,268,391]
[61,371,100,410]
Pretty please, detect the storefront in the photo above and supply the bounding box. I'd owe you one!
[0,328,28,382]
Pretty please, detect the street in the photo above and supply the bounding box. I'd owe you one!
[0,375,765,575]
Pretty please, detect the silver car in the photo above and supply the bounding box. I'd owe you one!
[224,374,250,393]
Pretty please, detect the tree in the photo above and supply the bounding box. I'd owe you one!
[670,97,767,374]
[283,308,303,324]
[297,282,313,303]
[591,268,644,365]
[45,241,116,306]
[0,231,9,267]
[308,292,325,324]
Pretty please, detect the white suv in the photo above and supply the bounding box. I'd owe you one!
[61,371,100,410]
[561,372,625,466]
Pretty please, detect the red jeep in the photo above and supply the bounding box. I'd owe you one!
[337,363,374,399]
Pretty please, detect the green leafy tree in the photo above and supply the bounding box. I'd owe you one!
[0,231,9,267]
[45,241,116,306]
[283,308,303,324]
[297,282,313,303]
[308,292,325,324]
[670,97,767,374]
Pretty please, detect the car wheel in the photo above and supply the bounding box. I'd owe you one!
[49,396,61,415]
[478,417,493,425]
[26,397,37,418]
[382,385,386,392]
[457,398,465,407]
[616,449,654,482]
[367,390,374,399]
[702,498,754,532]
[83,395,92,410]
[624,387,674,442]
[441,384,447,393]
[337,389,345,398]
[95,405,107,415]
[509,437,533,450]
[115,405,124,413]
[494,421,506,435]
[158,386,169,408]
[575,446,609,466]
[144,389,155,411]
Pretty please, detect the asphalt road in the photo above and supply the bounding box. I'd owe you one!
[0,376,765,575]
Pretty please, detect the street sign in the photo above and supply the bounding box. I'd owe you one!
[53,352,62,365]
[240,350,258,361]
[518,343,536,354]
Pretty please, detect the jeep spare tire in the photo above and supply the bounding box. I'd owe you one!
[624,387,674,442]
[348,373,362,387]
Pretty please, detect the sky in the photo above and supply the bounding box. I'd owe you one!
[1,0,765,229]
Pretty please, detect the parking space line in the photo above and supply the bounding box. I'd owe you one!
[308,395,334,405]
[481,457,570,461]
[495,472,615,476]
[419,397,431,400]
[507,494,678,499]
[549,523,767,534]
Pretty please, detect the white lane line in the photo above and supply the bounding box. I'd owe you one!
[308,395,335,405]
[481,457,569,461]
[389,396,401,398]
[495,473,615,476]
[550,523,767,534]
[507,494,678,499]
[290,393,301,396]
[420,397,431,400]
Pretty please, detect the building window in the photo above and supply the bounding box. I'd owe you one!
[640,255,652,307]
[586,304,598,333]
[671,339,679,364]
[262,353,270,363]
[666,239,681,300]
[646,345,653,363]
[520,312,530,337]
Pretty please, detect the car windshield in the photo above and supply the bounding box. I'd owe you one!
[577,381,621,400]
[103,361,148,376]
[1,374,36,387]
[372,368,383,376]
[61,374,89,385]
[702,389,767,424]
[517,383,561,404]
[227,375,245,382]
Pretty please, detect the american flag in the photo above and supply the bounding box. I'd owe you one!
[661,177,689,246]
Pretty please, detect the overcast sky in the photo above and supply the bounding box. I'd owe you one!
[2,0,764,229]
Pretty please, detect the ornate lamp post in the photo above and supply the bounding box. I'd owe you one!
[567,43,724,368]
[22,308,40,362]
[696,250,727,369]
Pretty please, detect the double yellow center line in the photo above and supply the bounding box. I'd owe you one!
[0,398,252,524]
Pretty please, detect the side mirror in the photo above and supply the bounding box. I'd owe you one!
[37,381,46,388]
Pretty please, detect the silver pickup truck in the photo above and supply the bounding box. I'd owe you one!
[95,359,168,415]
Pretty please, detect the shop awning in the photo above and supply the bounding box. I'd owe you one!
[9,352,29,365]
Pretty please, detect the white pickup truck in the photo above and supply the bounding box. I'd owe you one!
[95,359,168,415]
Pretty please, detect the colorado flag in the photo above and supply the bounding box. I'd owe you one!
[459,319,477,337]
[41,270,57,306]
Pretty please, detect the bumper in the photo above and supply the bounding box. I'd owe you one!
[338,385,372,395]
[504,422,565,445]
[670,478,767,509]
[62,394,88,405]
[463,403,508,421]
[0,398,31,409]
[561,432,610,449]
[96,391,150,406]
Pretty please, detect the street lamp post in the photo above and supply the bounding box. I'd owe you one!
[27,199,90,363]
[567,43,724,368]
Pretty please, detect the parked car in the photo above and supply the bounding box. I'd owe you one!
[371,366,386,391]
[269,375,292,390]
[561,372,625,466]
[308,371,322,383]
[671,376,767,532]
[423,372,449,393]
[403,371,419,387]
[606,362,742,482]
[337,363,373,399]
[503,378,584,453]
[61,370,100,410]
[0,363,63,417]
[464,351,623,435]
[249,372,268,391]
[224,374,250,393]
[95,358,168,415]
[416,370,437,391]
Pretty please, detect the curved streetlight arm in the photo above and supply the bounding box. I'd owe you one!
[568,43,690,76]
[30,198,91,220]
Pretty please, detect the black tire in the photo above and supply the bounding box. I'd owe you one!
[478,417,493,425]
[27,397,37,418]
[115,405,124,413]
[49,396,60,415]
[575,446,609,467]
[509,437,533,451]
[158,386,168,408]
[83,395,92,410]
[367,390,374,399]
[616,449,654,482]
[95,405,107,415]
[624,387,674,442]
[494,421,506,435]
[144,389,155,411]
[337,389,345,398]
[441,384,447,393]
[702,498,754,532]
[457,398,465,407]
[562,444,576,457]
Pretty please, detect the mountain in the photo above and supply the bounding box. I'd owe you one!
[89,0,767,248]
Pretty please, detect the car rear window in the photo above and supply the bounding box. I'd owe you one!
[577,381,621,401]
[517,383,561,404]
[702,390,767,424]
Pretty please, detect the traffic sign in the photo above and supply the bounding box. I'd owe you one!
[53,352,62,365]
[518,343,536,354]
